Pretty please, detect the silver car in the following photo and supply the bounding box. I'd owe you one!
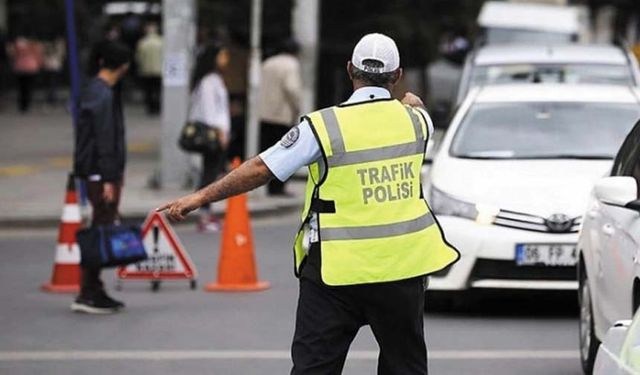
[456,44,640,106]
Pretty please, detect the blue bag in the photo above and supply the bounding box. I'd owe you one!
[77,225,147,268]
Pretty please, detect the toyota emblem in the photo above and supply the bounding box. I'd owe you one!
[545,213,573,233]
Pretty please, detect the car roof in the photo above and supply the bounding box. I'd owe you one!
[478,1,579,34]
[473,44,628,66]
[473,84,640,104]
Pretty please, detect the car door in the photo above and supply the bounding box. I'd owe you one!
[596,122,640,328]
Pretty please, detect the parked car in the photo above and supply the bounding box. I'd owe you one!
[593,313,640,374]
[578,118,640,374]
[424,84,640,295]
[455,44,640,106]
[477,1,588,45]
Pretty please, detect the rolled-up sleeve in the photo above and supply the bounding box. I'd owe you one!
[259,120,321,181]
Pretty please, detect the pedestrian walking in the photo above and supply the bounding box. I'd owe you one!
[188,43,231,232]
[136,22,163,115]
[42,35,66,108]
[72,41,131,314]
[159,33,459,374]
[6,32,43,113]
[258,38,301,196]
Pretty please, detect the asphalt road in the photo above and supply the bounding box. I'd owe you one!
[0,213,583,375]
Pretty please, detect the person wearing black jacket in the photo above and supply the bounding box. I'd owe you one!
[72,41,130,314]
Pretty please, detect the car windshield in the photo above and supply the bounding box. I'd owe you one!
[485,28,573,44]
[470,64,634,88]
[450,102,640,159]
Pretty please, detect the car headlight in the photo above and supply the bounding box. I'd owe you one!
[429,186,478,219]
[428,186,499,224]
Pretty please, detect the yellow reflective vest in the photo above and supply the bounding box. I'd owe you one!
[293,98,459,286]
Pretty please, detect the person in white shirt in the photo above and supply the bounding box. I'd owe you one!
[258,39,301,196]
[136,22,163,114]
[188,43,231,232]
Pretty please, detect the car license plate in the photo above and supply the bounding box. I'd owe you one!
[515,243,577,266]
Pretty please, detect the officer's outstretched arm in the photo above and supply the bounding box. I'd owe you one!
[157,156,275,221]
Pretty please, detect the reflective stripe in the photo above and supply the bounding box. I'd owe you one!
[405,107,424,141]
[321,212,435,241]
[55,243,81,264]
[327,141,424,167]
[320,108,345,154]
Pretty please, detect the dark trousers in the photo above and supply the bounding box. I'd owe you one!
[291,260,429,374]
[199,149,225,209]
[80,180,122,298]
[260,121,290,194]
[16,73,35,113]
[141,76,161,114]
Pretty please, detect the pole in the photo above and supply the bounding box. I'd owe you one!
[0,0,7,31]
[245,0,263,161]
[160,0,195,189]
[292,0,319,115]
[64,0,81,126]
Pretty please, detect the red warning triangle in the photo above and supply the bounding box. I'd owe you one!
[117,212,197,280]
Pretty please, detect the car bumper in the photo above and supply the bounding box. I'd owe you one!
[430,216,578,291]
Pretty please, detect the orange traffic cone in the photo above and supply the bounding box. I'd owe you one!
[42,174,82,293]
[205,158,270,292]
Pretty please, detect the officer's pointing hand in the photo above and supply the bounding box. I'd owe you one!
[401,92,424,108]
[156,192,204,221]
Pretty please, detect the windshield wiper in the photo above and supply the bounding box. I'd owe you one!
[454,153,613,160]
[508,154,613,160]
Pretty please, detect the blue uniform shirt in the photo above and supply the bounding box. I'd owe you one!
[259,86,434,181]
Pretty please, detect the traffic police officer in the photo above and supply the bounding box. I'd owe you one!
[159,33,459,374]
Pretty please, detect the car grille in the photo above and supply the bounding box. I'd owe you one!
[493,209,581,233]
[471,259,576,281]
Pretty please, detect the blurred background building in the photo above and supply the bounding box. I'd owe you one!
[1,0,639,152]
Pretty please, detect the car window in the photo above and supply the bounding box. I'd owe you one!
[470,64,634,89]
[485,28,572,44]
[450,102,640,160]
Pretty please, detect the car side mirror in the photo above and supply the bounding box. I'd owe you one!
[594,176,638,208]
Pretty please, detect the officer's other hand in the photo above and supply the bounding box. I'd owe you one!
[402,92,424,108]
[156,192,204,221]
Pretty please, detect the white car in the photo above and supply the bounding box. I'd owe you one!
[455,44,640,105]
[424,84,640,293]
[578,118,640,374]
[594,314,640,374]
[477,1,587,45]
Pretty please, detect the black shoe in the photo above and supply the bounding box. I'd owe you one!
[70,295,120,314]
[99,290,125,310]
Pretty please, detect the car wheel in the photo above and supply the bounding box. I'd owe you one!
[579,268,600,375]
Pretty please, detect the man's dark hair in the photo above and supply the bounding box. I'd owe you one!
[351,59,398,87]
[99,41,131,70]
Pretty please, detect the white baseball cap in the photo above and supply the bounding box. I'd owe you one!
[351,33,400,74]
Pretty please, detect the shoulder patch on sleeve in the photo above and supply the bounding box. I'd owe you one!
[280,126,300,148]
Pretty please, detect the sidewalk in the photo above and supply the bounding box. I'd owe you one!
[0,105,303,227]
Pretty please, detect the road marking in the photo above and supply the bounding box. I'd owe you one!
[0,350,579,361]
[128,142,156,153]
[0,165,39,177]
[47,157,72,168]
[0,143,155,178]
